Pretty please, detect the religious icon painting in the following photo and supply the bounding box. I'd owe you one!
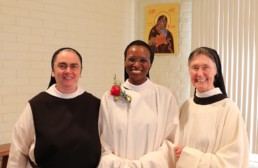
[145,4,179,55]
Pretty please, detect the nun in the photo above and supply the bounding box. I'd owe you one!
[8,47,101,168]
[175,47,249,168]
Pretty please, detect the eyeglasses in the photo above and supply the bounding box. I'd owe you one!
[126,57,150,64]
[54,63,81,71]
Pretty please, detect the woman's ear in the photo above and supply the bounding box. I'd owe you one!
[51,71,55,77]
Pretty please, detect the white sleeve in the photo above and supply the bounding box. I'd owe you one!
[98,141,177,168]
[7,104,35,168]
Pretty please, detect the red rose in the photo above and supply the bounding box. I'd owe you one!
[110,85,121,96]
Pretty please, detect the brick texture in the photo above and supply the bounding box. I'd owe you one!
[0,0,192,155]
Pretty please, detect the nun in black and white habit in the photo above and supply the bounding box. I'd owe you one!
[176,47,249,168]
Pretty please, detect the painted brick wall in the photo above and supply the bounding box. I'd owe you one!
[0,0,135,145]
[0,0,193,165]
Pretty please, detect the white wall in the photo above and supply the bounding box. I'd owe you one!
[0,0,192,146]
[0,0,135,144]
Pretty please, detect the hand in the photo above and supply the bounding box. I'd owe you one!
[174,146,184,160]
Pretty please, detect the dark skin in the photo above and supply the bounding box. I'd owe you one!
[124,45,152,85]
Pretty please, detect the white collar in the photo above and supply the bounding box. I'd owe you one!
[45,84,84,99]
[196,87,222,98]
[123,78,153,92]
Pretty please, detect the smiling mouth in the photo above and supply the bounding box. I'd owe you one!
[131,68,141,73]
[64,76,73,80]
[196,79,206,83]
[132,69,141,72]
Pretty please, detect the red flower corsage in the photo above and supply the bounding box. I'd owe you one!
[110,75,131,102]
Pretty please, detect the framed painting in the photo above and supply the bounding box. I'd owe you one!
[145,4,179,55]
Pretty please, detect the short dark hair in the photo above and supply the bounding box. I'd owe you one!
[124,40,154,81]
[124,40,154,63]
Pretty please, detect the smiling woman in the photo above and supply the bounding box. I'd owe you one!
[124,44,152,85]
[7,47,101,168]
[191,2,258,165]
[48,48,83,94]
[98,40,180,168]
[189,54,217,93]
[175,47,249,168]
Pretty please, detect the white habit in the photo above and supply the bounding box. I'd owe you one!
[177,88,249,168]
[98,79,179,168]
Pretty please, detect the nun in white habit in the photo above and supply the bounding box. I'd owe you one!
[175,47,249,168]
[98,40,180,168]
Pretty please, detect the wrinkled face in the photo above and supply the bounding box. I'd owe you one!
[125,45,152,85]
[189,54,217,93]
[51,50,81,94]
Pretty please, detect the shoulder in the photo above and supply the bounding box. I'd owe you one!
[180,97,194,110]
[29,92,49,103]
[151,82,178,103]
[222,97,238,106]
[152,82,175,95]
[100,90,111,100]
[82,92,100,101]
[180,97,242,116]
[220,98,241,114]
[76,92,100,108]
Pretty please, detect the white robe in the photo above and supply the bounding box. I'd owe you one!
[98,79,179,168]
[177,91,249,168]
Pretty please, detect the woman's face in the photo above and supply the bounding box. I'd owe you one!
[189,54,217,93]
[125,45,152,85]
[51,50,81,94]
